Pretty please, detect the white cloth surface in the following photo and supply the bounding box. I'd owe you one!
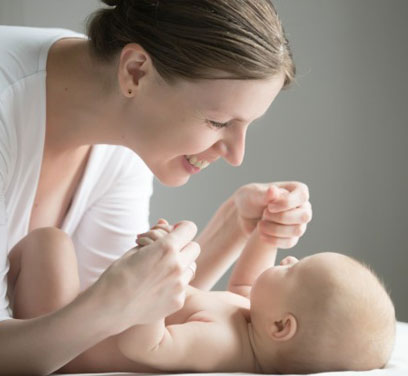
[0,25,153,321]
[57,321,408,375]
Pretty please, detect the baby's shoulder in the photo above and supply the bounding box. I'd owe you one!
[183,287,250,324]
[180,288,256,372]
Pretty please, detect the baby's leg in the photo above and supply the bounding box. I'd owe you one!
[8,228,153,374]
[7,227,80,318]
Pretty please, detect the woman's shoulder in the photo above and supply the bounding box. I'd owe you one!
[0,26,85,95]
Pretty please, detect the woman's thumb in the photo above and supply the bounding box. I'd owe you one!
[265,185,280,203]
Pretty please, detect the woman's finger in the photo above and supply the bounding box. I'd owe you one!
[178,241,201,276]
[263,201,312,225]
[259,220,307,238]
[160,221,198,252]
[181,261,197,284]
[267,182,310,213]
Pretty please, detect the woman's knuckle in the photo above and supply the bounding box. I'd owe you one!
[190,240,200,249]
[266,237,278,247]
[161,240,176,254]
[173,262,183,276]
[294,225,303,236]
[175,279,184,291]
[277,211,285,222]
[300,183,310,200]
[301,212,310,223]
[279,240,289,249]
[174,296,184,310]
[290,237,299,247]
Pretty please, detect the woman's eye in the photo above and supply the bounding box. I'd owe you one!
[207,120,229,129]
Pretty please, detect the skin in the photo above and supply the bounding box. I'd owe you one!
[46,40,285,187]
[1,35,313,373]
[122,224,394,374]
[250,253,396,373]
[46,38,312,255]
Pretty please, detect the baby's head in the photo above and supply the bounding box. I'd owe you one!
[249,252,396,374]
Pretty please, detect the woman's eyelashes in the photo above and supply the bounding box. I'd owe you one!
[206,119,230,129]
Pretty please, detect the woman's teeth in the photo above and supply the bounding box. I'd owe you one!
[186,155,210,169]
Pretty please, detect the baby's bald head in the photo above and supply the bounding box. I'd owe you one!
[276,252,396,374]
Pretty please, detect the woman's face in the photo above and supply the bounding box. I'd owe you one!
[120,67,284,186]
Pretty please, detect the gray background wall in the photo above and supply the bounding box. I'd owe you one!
[1,0,407,321]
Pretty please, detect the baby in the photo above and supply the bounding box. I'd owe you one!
[117,219,396,374]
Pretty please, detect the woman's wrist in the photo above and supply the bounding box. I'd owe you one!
[221,194,251,241]
[67,284,118,339]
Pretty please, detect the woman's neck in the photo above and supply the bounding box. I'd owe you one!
[45,38,125,155]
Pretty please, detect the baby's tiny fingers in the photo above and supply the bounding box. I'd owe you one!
[151,223,173,233]
[137,237,155,247]
[137,229,169,242]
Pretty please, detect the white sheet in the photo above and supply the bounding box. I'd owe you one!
[59,321,408,376]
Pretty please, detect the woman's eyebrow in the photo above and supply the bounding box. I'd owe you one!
[233,112,267,123]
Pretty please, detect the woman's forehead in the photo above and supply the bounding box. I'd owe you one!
[181,75,284,121]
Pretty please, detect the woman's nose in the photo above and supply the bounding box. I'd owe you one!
[221,126,247,167]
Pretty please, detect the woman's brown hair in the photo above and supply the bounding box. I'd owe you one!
[87,0,295,87]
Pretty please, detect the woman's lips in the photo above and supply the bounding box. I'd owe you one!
[182,155,201,174]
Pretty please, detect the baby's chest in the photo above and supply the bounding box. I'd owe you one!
[165,289,249,325]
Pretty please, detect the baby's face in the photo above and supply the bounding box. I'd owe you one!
[250,253,371,317]
[250,255,302,315]
[250,252,396,372]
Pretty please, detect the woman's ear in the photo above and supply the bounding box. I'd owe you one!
[269,313,297,342]
[118,43,150,97]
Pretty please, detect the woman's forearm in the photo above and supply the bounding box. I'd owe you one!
[192,196,248,290]
[0,288,112,376]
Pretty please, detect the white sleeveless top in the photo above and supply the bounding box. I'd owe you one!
[0,26,154,321]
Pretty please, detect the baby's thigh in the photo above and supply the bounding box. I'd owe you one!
[7,227,79,306]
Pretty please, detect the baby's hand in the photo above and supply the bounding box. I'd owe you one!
[136,219,198,280]
[136,219,174,247]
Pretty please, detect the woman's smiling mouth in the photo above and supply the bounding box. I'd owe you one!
[185,155,210,169]
[182,155,210,174]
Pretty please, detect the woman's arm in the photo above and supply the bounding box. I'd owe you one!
[0,287,112,376]
[193,182,311,291]
[191,196,248,290]
[0,221,199,375]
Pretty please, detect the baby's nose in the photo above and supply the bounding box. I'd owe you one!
[280,256,299,266]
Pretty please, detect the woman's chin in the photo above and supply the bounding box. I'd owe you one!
[155,172,190,187]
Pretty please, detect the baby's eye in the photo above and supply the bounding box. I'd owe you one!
[207,119,229,129]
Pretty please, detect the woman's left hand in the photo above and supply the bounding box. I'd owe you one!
[234,181,312,249]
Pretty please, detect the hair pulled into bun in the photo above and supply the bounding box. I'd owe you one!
[87,0,295,87]
[101,0,121,7]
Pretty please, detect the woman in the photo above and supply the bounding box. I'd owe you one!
[0,0,312,374]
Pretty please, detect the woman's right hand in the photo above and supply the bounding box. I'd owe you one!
[90,220,200,335]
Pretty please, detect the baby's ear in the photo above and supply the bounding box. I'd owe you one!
[269,313,297,342]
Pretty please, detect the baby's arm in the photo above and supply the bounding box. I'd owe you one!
[227,225,277,298]
[117,318,238,372]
